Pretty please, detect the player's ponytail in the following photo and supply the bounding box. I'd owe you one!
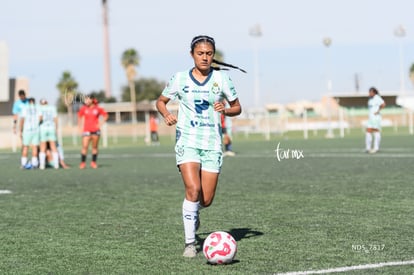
[212,59,246,73]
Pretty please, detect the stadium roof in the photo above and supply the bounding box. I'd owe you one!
[333,93,401,108]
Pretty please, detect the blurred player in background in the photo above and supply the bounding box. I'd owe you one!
[365,87,386,154]
[156,35,243,258]
[12,89,29,165]
[12,89,28,134]
[149,113,160,145]
[38,99,59,169]
[221,100,235,156]
[78,95,108,169]
[19,97,41,169]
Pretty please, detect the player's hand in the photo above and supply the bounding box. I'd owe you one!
[214,102,226,114]
[163,113,177,126]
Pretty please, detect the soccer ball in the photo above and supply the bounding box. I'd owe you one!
[203,231,237,264]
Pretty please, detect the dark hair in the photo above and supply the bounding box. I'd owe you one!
[190,35,246,73]
[369,87,379,95]
[18,90,26,96]
[28,97,35,104]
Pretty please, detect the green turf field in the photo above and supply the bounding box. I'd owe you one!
[1,130,413,274]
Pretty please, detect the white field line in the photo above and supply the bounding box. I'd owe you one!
[275,259,414,275]
[0,190,12,194]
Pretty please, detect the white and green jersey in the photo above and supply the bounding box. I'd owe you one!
[20,104,41,133]
[368,94,384,120]
[39,104,57,131]
[162,68,238,151]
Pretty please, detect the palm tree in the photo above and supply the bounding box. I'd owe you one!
[56,71,78,126]
[410,63,414,87]
[121,48,140,122]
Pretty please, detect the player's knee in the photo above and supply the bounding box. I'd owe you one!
[185,187,200,201]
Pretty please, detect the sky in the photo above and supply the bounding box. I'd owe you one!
[1,0,414,108]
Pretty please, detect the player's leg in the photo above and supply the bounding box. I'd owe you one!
[48,140,59,169]
[199,149,222,207]
[80,135,90,169]
[21,145,29,168]
[39,141,47,170]
[372,129,381,152]
[199,171,220,207]
[90,134,100,168]
[365,128,373,152]
[30,142,39,168]
[179,162,201,257]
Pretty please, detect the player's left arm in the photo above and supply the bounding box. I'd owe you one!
[99,109,109,129]
[376,99,386,115]
[215,98,241,117]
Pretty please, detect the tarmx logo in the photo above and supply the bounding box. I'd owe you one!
[194,99,209,114]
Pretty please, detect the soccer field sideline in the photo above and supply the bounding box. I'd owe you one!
[275,259,414,275]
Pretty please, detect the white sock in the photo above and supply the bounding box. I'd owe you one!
[365,132,372,151]
[31,157,39,168]
[374,132,381,151]
[21,157,28,166]
[182,199,199,245]
[39,152,46,167]
[52,152,59,169]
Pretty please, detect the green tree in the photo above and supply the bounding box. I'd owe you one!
[410,63,414,86]
[88,90,117,103]
[121,48,140,122]
[121,78,165,102]
[56,71,79,124]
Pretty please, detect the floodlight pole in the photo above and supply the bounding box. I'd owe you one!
[323,37,334,138]
[249,24,262,108]
[102,0,112,98]
[394,25,406,95]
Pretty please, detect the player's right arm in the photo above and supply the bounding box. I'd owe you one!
[156,95,177,126]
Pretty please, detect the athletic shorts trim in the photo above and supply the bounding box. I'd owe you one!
[82,131,101,137]
[175,145,223,173]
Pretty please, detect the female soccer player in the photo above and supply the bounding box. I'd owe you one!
[38,98,59,169]
[156,35,243,258]
[365,87,386,153]
[19,97,41,169]
[78,95,108,169]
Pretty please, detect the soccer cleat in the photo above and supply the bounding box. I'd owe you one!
[79,162,86,169]
[90,161,98,169]
[224,151,236,157]
[369,149,378,154]
[183,243,197,258]
[39,164,45,170]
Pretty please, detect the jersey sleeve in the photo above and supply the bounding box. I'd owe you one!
[221,72,238,102]
[98,106,108,116]
[161,73,180,100]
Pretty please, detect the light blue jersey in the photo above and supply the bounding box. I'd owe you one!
[12,99,28,116]
[162,69,238,151]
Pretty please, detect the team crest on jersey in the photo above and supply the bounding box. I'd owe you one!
[211,82,220,94]
[175,145,185,157]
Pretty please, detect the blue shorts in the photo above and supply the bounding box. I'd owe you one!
[175,145,223,173]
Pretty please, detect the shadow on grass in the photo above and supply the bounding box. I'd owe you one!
[197,227,263,247]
